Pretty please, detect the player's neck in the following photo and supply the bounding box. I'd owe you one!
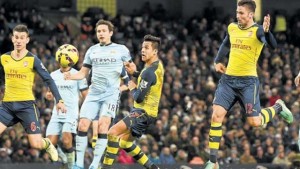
[12,49,28,60]
[60,67,71,72]
[145,57,158,67]
[244,20,255,29]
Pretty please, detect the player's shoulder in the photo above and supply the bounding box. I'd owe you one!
[111,43,129,50]
[70,68,79,73]
[50,69,61,75]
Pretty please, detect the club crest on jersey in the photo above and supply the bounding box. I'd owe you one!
[140,80,148,89]
[23,61,28,67]
[110,50,116,54]
[248,31,253,37]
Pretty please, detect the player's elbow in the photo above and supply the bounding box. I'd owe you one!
[135,97,144,103]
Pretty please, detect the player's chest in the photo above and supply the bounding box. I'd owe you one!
[2,58,33,73]
[90,49,123,65]
[53,74,77,90]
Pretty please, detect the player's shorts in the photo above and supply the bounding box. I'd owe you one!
[46,120,77,136]
[123,108,156,138]
[0,101,42,134]
[213,74,261,117]
[80,91,120,121]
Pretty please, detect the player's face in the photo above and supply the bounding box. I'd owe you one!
[236,5,253,28]
[12,31,29,51]
[141,41,156,62]
[96,24,113,45]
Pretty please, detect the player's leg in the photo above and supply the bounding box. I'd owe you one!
[118,110,159,169]
[0,103,15,135]
[61,122,76,169]
[102,119,130,168]
[242,77,292,126]
[91,119,98,149]
[89,94,119,169]
[74,97,99,169]
[205,76,235,169]
[17,101,58,161]
[89,116,111,169]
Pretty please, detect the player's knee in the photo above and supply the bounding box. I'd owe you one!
[211,112,225,123]
[107,127,117,136]
[78,120,90,131]
[62,138,72,147]
[30,140,43,149]
[247,117,261,127]
[98,120,111,133]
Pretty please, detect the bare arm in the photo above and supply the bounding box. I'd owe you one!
[65,66,90,80]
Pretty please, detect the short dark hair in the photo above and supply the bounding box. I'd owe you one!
[13,24,29,36]
[143,34,161,50]
[95,19,114,32]
[238,0,256,12]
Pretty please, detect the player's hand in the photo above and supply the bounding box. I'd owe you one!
[120,84,129,92]
[295,74,300,86]
[64,72,71,80]
[214,63,226,74]
[263,14,270,32]
[56,102,67,113]
[124,61,137,75]
[128,80,137,91]
[45,90,54,100]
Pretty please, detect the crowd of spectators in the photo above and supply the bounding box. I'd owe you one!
[1,1,300,168]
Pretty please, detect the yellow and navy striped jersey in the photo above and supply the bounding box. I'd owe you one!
[0,51,62,102]
[215,23,277,76]
[131,60,164,117]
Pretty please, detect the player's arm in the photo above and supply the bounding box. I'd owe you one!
[34,57,66,112]
[257,26,277,49]
[120,66,130,92]
[34,57,62,102]
[258,14,277,49]
[65,66,90,80]
[129,69,156,103]
[214,34,230,73]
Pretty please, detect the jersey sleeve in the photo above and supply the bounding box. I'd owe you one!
[78,78,89,91]
[83,47,92,68]
[121,45,132,62]
[33,56,62,101]
[131,68,156,103]
[120,66,130,86]
[214,30,230,64]
[256,26,277,49]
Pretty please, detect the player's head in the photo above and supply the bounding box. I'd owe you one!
[12,24,30,51]
[141,34,161,62]
[95,19,114,45]
[236,0,256,28]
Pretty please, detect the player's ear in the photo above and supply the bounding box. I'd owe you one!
[26,37,30,44]
[249,12,254,18]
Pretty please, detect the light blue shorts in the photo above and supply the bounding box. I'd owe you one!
[79,91,120,121]
[46,120,77,136]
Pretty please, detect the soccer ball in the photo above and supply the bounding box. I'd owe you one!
[55,44,79,67]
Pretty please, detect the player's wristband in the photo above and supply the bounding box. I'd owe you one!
[58,99,64,103]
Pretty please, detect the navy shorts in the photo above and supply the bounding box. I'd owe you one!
[0,101,42,134]
[123,108,156,138]
[213,74,261,117]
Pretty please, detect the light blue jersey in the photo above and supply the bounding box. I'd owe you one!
[80,43,131,120]
[50,68,88,122]
[83,43,131,94]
